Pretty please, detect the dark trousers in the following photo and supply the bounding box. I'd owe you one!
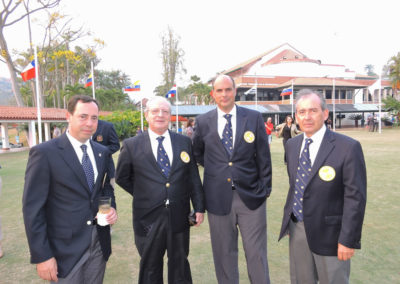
[134,208,192,284]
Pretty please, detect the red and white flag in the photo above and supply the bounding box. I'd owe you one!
[21,60,36,82]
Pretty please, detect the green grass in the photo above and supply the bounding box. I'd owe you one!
[0,128,399,283]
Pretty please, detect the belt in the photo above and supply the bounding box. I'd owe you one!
[290,213,298,223]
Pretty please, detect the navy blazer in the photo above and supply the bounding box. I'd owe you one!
[278,129,367,256]
[192,105,272,215]
[23,133,115,278]
[116,131,204,236]
[92,120,120,154]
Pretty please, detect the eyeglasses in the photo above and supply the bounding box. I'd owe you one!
[149,108,170,116]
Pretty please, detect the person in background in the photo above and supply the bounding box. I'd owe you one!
[23,95,117,283]
[279,89,366,284]
[265,117,274,148]
[193,74,272,284]
[52,125,61,139]
[275,115,301,164]
[186,118,195,139]
[116,96,204,284]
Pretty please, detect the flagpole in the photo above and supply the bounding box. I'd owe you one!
[176,85,179,133]
[333,78,336,131]
[34,45,42,144]
[255,74,258,110]
[140,98,144,131]
[378,73,382,134]
[291,80,294,117]
[91,61,96,99]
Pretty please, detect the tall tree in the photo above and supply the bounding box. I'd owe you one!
[364,64,377,77]
[388,52,400,96]
[185,75,213,105]
[156,26,186,96]
[0,0,60,106]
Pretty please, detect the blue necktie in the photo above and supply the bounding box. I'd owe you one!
[81,144,94,191]
[156,136,171,177]
[292,138,313,222]
[221,114,233,156]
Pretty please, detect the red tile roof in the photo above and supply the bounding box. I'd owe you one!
[0,106,111,121]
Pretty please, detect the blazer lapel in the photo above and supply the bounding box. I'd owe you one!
[169,131,180,174]
[308,129,335,185]
[91,141,105,195]
[143,132,165,176]
[233,106,247,155]
[57,134,91,194]
[208,109,227,154]
[289,136,303,182]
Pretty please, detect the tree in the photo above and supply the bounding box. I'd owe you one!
[155,26,186,96]
[185,75,213,105]
[95,70,131,90]
[387,52,400,96]
[364,64,377,77]
[0,0,61,106]
[382,97,400,122]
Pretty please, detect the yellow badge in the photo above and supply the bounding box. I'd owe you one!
[244,131,255,143]
[180,151,190,163]
[96,135,103,142]
[319,166,336,182]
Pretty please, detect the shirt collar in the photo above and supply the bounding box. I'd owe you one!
[148,128,170,141]
[302,123,326,144]
[217,104,236,119]
[66,130,91,148]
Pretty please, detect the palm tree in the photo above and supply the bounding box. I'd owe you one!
[388,52,400,97]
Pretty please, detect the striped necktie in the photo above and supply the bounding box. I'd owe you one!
[292,138,313,221]
[81,144,94,191]
[156,136,171,177]
[221,114,233,156]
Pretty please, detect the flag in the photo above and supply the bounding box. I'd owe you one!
[84,73,93,88]
[124,81,141,92]
[21,60,36,82]
[166,85,177,98]
[244,86,257,95]
[280,88,292,96]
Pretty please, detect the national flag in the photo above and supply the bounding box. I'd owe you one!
[244,86,257,95]
[84,73,93,88]
[166,85,177,98]
[280,88,292,96]
[124,80,141,92]
[21,60,36,82]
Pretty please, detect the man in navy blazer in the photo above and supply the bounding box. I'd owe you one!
[92,119,120,155]
[192,75,272,284]
[23,95,118,283]
[116,96,204,284]
[279,89,367,284]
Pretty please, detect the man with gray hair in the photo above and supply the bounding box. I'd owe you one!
[116,96,204,283]
[279,89,367,283]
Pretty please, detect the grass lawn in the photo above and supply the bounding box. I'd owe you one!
[0,128,399,283]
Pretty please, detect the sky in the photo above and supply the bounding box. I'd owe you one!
[1,0,399,95]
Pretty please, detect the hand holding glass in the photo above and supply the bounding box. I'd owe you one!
[97,197,111,226]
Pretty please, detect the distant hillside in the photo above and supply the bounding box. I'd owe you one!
[0,77,15,105]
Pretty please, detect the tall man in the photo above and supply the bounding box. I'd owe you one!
[192,74,272,284]
[23,95,118,283]
[116,96,204,284]
[279,89,367,284]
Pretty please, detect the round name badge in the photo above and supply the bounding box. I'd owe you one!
[180,151,190,163]
[318,166,336,182]
[96,135,103,142]
[244,131,255,143]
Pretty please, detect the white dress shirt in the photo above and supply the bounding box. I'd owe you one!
[217,105,237,147]
[299,124,327,166]
[66,131,98,181]
[148,129,173,165]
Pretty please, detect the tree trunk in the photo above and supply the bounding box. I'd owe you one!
[55,56,60,108]
[0,30,25,106]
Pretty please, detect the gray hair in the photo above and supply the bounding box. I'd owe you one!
[145,96,172,113]
[295,89,327,111]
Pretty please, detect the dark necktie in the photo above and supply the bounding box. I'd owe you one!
[81,144,95,191]
[221,114,233,156]
[156,136,171,177]
[292,138,313,222]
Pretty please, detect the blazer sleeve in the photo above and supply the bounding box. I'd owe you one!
[338,140,367,249]
[22,146,54,264]
[107,123,120,154]
[255,112,272,196]
[187,141,205,213]
[115,140,134,196]
[192,119,205,167]
[102,151,117,209]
